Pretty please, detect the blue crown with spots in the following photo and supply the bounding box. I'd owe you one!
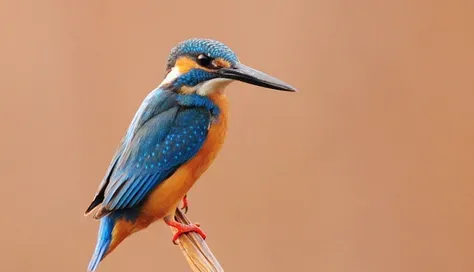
[166,38,239,69]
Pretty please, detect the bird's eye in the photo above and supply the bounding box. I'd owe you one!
[197,54,215,68]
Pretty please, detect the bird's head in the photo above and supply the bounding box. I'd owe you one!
[160,38,296,95]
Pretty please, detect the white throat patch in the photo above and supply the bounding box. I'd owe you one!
[197,78,233,96]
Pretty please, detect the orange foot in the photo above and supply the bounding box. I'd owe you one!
[181,194,189,214]
[164,216,206,245]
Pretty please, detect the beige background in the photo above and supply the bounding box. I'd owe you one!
[0,0,473,271]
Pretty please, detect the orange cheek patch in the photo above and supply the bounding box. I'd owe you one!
[175,57,200,73]
[175,56,231,73]
[213,58,231,68]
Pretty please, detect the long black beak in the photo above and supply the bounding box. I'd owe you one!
[218,63,297,92]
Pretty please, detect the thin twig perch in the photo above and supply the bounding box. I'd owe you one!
[170,209,224,272]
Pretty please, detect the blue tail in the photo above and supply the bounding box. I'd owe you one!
[88,216,114,272]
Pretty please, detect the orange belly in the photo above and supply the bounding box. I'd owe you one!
[139,92,229,222]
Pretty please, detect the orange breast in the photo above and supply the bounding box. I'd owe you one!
[140,92,229,220]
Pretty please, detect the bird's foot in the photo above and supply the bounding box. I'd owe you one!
[165,219,206,245]
[181,194,189,214]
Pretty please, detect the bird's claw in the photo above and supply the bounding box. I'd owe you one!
[171,223,206,245]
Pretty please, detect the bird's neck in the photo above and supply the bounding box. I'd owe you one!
[174,78,231,119]
[175,93,221,117]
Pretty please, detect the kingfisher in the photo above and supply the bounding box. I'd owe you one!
[84,38,296,271]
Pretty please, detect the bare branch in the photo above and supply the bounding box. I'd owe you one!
[169,209,224,272]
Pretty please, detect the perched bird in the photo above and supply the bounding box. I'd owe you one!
[85,38,296,271]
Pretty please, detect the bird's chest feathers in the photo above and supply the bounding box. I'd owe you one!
[182,93,228,179]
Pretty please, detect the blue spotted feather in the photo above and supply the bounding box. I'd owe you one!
[86,88,219,216]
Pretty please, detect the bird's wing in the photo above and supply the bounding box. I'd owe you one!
[85,89,211,216]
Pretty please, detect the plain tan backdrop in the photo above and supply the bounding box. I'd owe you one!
[0,0,473,271]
